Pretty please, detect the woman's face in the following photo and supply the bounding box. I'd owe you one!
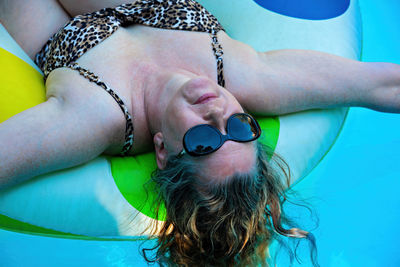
[155,73,257,180]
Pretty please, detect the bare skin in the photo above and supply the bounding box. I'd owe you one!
[0,0,399,188]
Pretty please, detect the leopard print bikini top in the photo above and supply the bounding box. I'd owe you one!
[35,0,226,155]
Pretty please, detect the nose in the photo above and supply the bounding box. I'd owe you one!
[203,106,227,134]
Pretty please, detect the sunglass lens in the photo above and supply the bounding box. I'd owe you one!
[227,114,259,141]
[184,125,221,155]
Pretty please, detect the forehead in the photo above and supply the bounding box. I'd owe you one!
[196,141,257,180]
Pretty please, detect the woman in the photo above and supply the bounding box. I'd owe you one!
[0,0,399,266]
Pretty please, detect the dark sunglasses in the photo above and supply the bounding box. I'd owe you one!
[177,113,261,157]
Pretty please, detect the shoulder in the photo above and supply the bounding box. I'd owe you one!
[218,32,271,111]
[46,67,127,151]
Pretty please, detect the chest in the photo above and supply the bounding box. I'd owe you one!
[77,25,218,89]
[74,25,220,154]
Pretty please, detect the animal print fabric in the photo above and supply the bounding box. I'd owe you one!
[35,0,226,155]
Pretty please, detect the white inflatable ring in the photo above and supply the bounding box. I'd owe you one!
[0,0,361,239]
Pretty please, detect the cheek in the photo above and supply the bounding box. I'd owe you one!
[226,93,245,112]
[165,95,201,131]
[165,101,188,131]
[162,102,194,150]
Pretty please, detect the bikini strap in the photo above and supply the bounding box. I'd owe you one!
[210,29,225,88]
[68,62,134,155]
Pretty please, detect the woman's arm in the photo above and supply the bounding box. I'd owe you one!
[0,0,70,59]
[0,68,126,190]
[223,44,400,115]
[0,0,134,59]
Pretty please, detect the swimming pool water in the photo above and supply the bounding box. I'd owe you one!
[285,0,400,265]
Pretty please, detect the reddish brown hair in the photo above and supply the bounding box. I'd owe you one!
[144,142,315,266]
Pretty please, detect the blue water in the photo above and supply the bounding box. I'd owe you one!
[286,0,400,266]
[1,0,399,266]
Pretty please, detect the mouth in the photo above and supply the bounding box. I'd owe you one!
[194,93,218,105]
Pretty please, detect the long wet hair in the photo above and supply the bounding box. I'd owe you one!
[143,141,318,266]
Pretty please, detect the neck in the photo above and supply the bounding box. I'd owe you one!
[142,66,194,135]
[142,65,170,135]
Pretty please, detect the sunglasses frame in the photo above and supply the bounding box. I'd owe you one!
[177,113,261,158]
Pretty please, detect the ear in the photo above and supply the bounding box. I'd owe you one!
[153,132,168,170]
